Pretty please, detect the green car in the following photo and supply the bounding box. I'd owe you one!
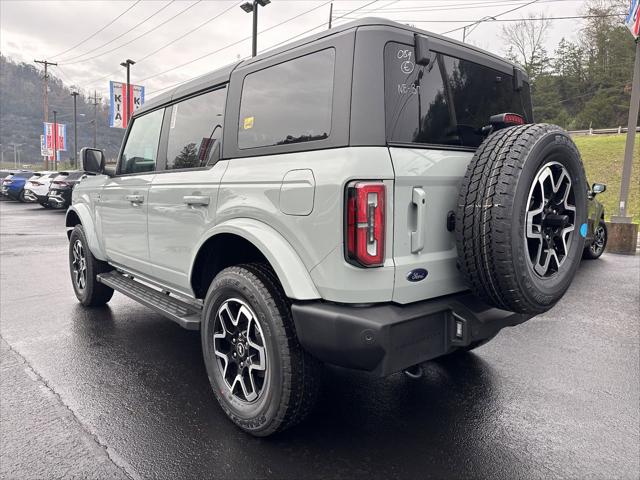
[583,183,608,259]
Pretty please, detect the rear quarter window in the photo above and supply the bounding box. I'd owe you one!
[384,41,532,149]
[238,48,335,149]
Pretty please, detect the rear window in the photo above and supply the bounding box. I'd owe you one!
[385,42,532,149]
[67,172,85,180]
[238,48,335,149]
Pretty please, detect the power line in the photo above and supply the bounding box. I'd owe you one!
[83,0,242,88]
[364,14,622,23]
[146,0,380,98]
[58,0,176,63]
[333,0,574,15]
[536,81,631,108]
[49,1,142,59]
[140,0,333,84]
[61,0,205,66]
[442,0,540,34]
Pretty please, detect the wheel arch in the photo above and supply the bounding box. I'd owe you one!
[189,219,320,301]
[65,205,106,261]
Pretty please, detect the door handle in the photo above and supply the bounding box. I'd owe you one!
[125,194,144,204]
[411,187,426,253]
[183,195,210,206]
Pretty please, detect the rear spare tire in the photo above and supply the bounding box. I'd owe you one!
[456,124,588,314]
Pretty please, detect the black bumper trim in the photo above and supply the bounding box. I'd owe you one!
[292,292,532,376]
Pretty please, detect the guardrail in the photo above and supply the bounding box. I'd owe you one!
[568,126,640,136]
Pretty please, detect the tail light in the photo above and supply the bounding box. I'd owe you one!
[30,181,43,186]
[53,181,69,188]
[345,181,386,267]
[489,112,525,129]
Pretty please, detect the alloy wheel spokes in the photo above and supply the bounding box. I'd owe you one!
[525,162,576,278]
[212,298,268,404]
[72,239,87,290]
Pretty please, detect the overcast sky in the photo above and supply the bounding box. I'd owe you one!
[1,0,591,101]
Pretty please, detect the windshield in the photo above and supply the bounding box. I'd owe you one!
[385,42,533,149]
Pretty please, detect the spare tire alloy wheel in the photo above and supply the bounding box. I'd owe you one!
[456,124,588,314]
[213,298,268,403]
[525,161,576,278]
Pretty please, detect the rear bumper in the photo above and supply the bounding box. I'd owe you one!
[292,292,533,376]
[23,190,45,203]
[47,191,70,208]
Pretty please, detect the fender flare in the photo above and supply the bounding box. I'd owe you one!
[65,205,107,261]
[190,218,321,300]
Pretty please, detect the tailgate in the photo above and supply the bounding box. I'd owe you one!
[390,146,471,304]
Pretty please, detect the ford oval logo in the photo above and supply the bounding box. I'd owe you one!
[406,268,428,282]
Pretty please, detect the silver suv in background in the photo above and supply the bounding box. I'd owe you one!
[66,18,590,436]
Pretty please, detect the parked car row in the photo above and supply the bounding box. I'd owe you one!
[1,169,91,209]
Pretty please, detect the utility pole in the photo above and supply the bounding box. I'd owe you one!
[120,59,135,124]
[71,91,79,168]
[328,2,333,29]
[53,110,58,170]
[614,38,639,222]
[240,0,270,57]
[92,91,99,148]
[10,143,19,169]
[34,59,57,170]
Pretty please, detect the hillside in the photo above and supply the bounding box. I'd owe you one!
[574,134,640,223]
[0,55,125,165]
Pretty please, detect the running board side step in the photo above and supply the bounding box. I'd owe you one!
[97,271,202,330]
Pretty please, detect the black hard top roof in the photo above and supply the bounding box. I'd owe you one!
[137,17,522,115]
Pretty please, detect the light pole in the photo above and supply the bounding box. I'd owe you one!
[240,0,270,57]
[120,59,135,123]
[53,110,58,170]
[71,91,79,168]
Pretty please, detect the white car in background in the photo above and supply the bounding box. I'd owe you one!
[23,171,58,207]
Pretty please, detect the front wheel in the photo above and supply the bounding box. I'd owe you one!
[583,220,607,259]
[68,225,114,306]
[201,264,321,436]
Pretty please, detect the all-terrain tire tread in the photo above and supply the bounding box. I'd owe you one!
[456,123,585,314]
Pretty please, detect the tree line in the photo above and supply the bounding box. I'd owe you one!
[501,0,637,129]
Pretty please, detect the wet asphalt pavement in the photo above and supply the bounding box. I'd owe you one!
[1,199,639,480]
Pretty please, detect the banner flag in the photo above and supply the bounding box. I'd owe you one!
[109,81,145,129]
[626,0,640,38]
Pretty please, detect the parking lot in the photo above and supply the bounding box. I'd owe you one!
[1,199,638,479]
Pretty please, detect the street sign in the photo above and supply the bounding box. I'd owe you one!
[43,122,66,152]
[626,0,640,39]
[109,81,145,129]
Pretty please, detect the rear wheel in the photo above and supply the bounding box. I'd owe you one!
[456,124,588,314]
[583,219,607,259]
[68,225,114,306]
[201,264,321,436]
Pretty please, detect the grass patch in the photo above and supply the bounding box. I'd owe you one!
[573,133,640,223]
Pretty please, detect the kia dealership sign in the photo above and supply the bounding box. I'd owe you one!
[109,81,145,129]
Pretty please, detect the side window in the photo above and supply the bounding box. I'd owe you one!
[120,108,164,174]
[166,87,226,170]
[238,48,335,149]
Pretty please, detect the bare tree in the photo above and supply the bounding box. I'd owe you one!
[501,13,551,80]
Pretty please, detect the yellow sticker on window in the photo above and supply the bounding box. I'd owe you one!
[243,116,254,129]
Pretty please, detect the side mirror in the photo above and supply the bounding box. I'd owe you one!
[592,183,606,195]
[80,147,105,174]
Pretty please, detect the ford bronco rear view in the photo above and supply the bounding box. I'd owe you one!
[66,18,590,436]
